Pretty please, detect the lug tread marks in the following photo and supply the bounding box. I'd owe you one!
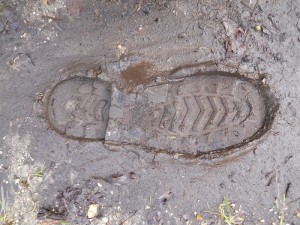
[158,94,252,135]
[123,73,273,155]
[47,77,111,140]
[159,104,176,130]
[47,72,276,158]
[192,96,205,131]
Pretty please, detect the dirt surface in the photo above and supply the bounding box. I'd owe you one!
[0,0,300,224]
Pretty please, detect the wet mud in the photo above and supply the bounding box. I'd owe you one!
[0,0,300,225]
[45,67,278,160]
[121,61,154,87]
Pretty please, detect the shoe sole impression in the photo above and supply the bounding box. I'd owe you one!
[47,71,277,159]
[47,77,111,141]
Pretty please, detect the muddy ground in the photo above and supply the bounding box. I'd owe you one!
[0,0,300,224]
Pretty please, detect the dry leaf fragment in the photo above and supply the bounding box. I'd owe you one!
[225,40,233,58]
[222,20,236,37]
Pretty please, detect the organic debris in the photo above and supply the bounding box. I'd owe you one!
[222,19,245,57]
[87,204,99,219]
[219,197,244,225]
[225,40,233,58]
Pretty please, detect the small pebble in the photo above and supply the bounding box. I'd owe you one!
[255,25,262,31]
[178,32,187,38]
[242,55,252,62]
[87,204,99,219]
[101,217,108,223]
[196,214,203,221]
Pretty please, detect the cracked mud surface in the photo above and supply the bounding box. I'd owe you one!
[0,0,300,224]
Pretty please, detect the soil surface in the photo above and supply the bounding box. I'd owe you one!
[0,0,300,225]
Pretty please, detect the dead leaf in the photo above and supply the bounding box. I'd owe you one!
[223,20,244,39]
[222,20,236,37]
[225,40,233,58]
[222,19,245,57]
[235,27,244,39]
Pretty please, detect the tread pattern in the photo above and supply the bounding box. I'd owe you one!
[104,74,268,155]
[47,77,111,140]
[158,93,252,135]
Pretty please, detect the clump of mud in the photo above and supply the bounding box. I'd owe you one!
[38,178,104,223]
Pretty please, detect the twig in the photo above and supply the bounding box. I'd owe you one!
[41,15,62,21]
